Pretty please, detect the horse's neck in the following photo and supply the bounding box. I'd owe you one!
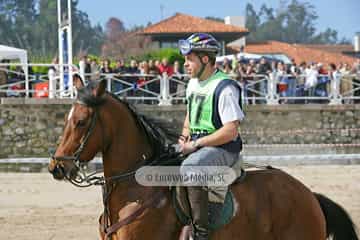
[102,97,153,177]
[98,99,173,230]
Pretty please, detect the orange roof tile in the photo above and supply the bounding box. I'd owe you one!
[298,44,354,54]
[232,41,356,65]
[142,13,249,34]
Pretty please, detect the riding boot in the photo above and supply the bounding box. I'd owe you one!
[209,202,223,226]
[187,186,209,240]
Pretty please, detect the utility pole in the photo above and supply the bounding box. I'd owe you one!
[160,4,164,20]
[57,0,74,98]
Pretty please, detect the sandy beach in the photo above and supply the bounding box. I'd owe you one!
[0,165,359,239]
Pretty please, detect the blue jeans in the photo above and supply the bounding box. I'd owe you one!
[180,146,240,203]
[180,147,238,169]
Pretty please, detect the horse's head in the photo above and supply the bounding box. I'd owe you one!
[48,75,107,180]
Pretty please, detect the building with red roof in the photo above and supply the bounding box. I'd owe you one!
[229,41,357,65]
[140,13,358,65]
[140,13,249,54]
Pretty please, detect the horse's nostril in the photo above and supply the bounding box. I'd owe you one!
[50,166,65,180]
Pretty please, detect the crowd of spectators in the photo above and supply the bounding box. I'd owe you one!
[1,54,360,104]
[216,56,360,103]
[80,56,185,76]
[77,54,360,103]
[78,56,185,97]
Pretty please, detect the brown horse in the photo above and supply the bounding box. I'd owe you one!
[48,77,358,240]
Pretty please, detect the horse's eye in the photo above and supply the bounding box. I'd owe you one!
[77,119,87,128]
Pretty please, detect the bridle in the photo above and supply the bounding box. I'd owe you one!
[50,101,103,187]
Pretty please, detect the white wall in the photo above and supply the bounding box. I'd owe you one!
[224,16,246,49]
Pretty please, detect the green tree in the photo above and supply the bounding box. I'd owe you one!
[282,0,318,43]
[102,17,151,59]
[34,0,58,57]
[245,0,340,44]
[0,0,104,60]
[311,28,339,44]
[0,0,36,49]
[245,3,260,42]
[255,4,285,42]
[0,1,15,46]
[71,1,104,56]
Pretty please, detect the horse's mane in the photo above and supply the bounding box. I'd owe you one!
[77,84,177,160]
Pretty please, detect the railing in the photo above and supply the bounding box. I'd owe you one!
[235,72,360,105]
[0,63,77,98]
[80,72,188,105]
[1,63,360,105]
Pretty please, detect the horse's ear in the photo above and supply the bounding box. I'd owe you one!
[92,79,107,97]
[73,74,84,89]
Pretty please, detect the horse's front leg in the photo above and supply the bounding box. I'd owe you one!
[98,213,108,240]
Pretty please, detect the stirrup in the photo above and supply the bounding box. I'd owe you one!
[192,225,209,240]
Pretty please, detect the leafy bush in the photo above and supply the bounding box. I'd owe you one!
[31,66,49,74]
[142,48,184,65]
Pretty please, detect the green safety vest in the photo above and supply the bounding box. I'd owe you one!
[187,70,239,134]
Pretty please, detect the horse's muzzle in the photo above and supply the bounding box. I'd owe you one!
[48,164,66,180]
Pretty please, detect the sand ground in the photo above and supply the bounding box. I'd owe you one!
[0,165,359,239]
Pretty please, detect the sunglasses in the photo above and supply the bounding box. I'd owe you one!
[178,39,192,55]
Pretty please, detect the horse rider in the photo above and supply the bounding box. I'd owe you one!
[178,33,245,240]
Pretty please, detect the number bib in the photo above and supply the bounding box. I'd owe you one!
[187,70,232,134]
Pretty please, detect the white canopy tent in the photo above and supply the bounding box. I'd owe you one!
[0,44,28,63]
[216,52,292,64]
[0,44,29,96]
[216,52,263,63]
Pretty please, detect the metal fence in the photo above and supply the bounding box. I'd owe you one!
[1,63,360,105]
[0,63,76,98]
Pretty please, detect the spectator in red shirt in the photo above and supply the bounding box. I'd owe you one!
[158,57,174,76]
[318,63,328,75]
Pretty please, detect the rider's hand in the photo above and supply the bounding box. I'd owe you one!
[180,141,198,155]
[178,134,190,146]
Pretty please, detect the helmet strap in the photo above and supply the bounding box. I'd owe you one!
[196,54,207,80]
